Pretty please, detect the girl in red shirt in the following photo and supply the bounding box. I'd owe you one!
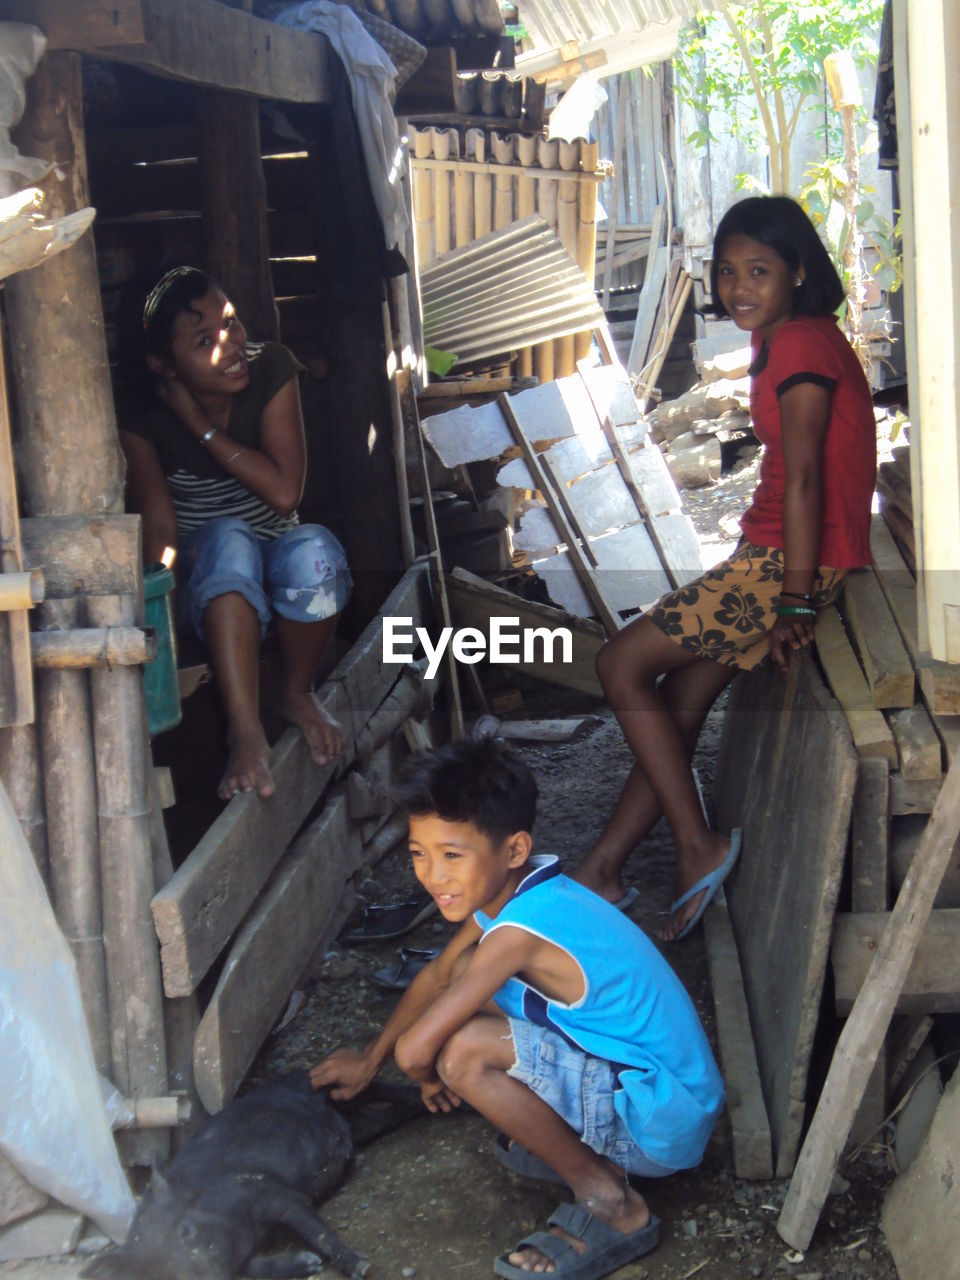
[575,196,876,941]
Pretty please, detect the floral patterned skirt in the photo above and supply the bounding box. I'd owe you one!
[646,542,845,670]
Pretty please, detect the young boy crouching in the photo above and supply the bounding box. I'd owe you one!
[310,739,724,1279]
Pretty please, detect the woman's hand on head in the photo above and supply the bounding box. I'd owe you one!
[154,376,202,428]
[768,614,817,670]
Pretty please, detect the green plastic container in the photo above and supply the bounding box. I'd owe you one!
[143,564,182,735]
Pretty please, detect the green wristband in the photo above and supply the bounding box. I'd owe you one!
[775,605,816,618]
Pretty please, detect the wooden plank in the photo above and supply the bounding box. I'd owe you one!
[714,654,858,1175]
[871,516,960,715]
[832,909,960,1014]
[703,902,774,1179]
[627,240,668,377]
[815,607,898,764]
[496,717,600,744]
[94,0,330,103]
[499,393,621,635]
[777,747,960,1252]
[889,773,942,815]
[0,0,144,47]
[882,1055,960,1280]
[446,567,603,697]
[887,703,943,781]
[193,793,361,1113]
[842,569,916,708]
[851,757,890,913]
[150,564,433,996]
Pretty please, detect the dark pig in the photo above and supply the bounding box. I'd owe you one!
[83,1073,424,1280]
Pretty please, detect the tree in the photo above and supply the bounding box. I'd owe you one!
[676,1,885,195]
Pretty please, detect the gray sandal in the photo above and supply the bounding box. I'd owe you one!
[493,1132,567,1185]
[493,1203,660,1280]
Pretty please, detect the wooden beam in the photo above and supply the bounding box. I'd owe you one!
[842,569,915,708]
[193,793,361,1113]
[777,746,960,1252]
[446,567,604,697]
[850,757,890,913]
[703,902,774,1179]
[79,0,330,103]
[0,0,144,47]
[815,607,898,764]
[150,564,433,997]
[886,703,943,781]
[832,909,960,1014]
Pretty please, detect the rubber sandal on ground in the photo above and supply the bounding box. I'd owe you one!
[339,892,436,944]
[669,827,742,942]
[372,946,440,991]
[611,886,640,913]
[493,1203,660,1279]
[493,1132,567,1185]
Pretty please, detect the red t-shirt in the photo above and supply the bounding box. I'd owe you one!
[739,315,876,568]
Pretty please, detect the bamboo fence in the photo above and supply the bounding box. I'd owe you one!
[410,126,602,380]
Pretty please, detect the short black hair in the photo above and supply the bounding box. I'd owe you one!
[393,738,537,844]
[709,196,845,319]
[116,265,212,400]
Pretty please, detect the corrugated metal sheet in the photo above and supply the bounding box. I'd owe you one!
[516,0,723,80]
[420,215,605,368]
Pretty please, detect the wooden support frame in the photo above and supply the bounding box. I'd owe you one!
[0,0,331,103]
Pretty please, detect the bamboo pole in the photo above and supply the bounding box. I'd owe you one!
[31,625,156,669]
[492,132,515,230]
[534,136,560,383]
[35,597,111,1076]
[87,592,169,1166]
[601,75,629,309]
[0,569,43,611]
[468,128,491,239]
[0,315,35,727]
[411,126,435,267]
[5,52,123,517]
[453,131,473,248]
[432,127,453,259]
[382,301,416,569]
[0,724,48,880]
[515,132,538,377]
[555,140,581,377]
[575,138,600,363]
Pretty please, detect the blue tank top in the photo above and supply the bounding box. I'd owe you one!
[475,855,725,1170]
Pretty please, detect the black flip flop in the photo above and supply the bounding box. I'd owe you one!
[339,891,437,944]
[372,946,441,991]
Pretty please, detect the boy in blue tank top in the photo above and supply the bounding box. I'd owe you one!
[310,739,724,1279]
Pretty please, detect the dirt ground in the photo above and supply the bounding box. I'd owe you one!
[0,455,902,1280]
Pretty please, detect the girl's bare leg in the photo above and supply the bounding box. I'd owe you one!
[275,615,346,766]
[583,617,738,938]
[438,1016,652,1273]
[204,591,274,800]
[575,655,736,902]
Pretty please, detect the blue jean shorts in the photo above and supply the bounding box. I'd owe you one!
[177,516,353,640]
[507,1020,677,1179]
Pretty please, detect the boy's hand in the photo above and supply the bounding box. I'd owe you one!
[420,1078,461,1114]
[309,1048,378,1100]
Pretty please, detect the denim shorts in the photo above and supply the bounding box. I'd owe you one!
[507,1020,677,1179]
[177,516,353,640]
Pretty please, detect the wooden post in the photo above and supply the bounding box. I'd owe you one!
[556,140,580,374]
[0,315,35,728]
[197,89,279,342]
[453,130,473,248]
[515,133,537,377]
[5,52,123,517]
[87,593,168,1166]
[0,725,48,880]
[534,136,559,382]
[777,747,960,1252]
[601,75,629,311]
[575,139,600,363]
[35,598,111,1077]
[492,132,515,230]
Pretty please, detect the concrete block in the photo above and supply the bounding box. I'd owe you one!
[0,1207,84,1261]
[0,1153,47,1228]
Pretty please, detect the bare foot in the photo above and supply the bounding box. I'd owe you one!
[219,727,274,800]
[505,1186,651,1273]
[657,830,732,942]
[570,865,627,905]
[281,690,346,767]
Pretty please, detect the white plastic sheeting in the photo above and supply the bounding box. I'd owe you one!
[0,779,136,1242]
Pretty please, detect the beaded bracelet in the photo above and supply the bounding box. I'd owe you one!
[775,604,817,618]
